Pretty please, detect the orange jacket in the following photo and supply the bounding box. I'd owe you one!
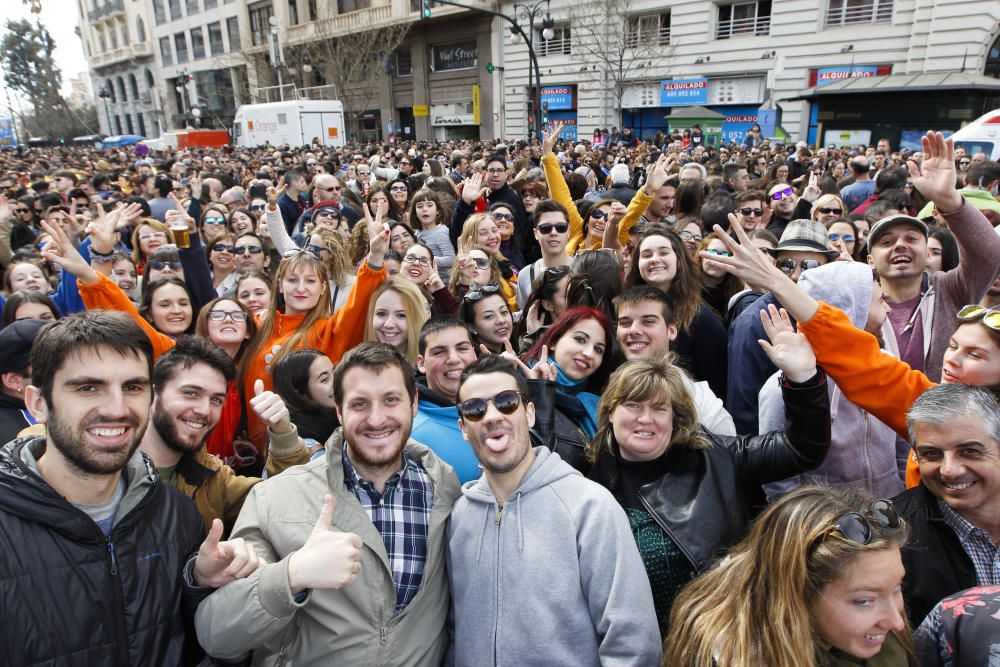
[241,260,386,446]
[798,301,935,488]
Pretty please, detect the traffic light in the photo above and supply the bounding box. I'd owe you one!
[526,99,535,131]
[420,0,431,19]
[541,100,549,124]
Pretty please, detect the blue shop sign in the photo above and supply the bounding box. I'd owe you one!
[540,86,574,111]
[660,78,708,107]
[708,105,760,145]
[548,110,578,141]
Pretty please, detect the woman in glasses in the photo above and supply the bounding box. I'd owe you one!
[207,232,237,294]
[199,206,229,243]
[811,193,848,226]
[695,233,744,321]
[308,226,357,312]
[488,202,525,271]
[410,189,455,282]
[456,215,518,309]
[130,217,173,274]
[363,278,430,363]
[588,336,830,637]
[625,226,730,401]
[460,286,513,355]
[825,218,860,261]
[387,178,411,223]
[665,486,910,665]
[449,242,516,310]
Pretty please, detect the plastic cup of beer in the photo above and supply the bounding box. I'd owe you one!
[170,223,191,249]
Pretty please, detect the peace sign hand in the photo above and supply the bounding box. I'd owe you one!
[40,219,100,285]
[543,122,565,156]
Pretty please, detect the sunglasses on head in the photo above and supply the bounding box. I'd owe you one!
[234,245,263,255]
[828,233,854,243]
[544,265,570,280]
[492,212,514,222]
[537,222,569,235]
[207,310,249,322]
[212,243,235,253]
[147,259,182,271]
[739,207,764,217]
[777,258,821,274]
[817,207,842,215]
[957,304,1000,331]
[458,389,523,422]
[464,281,500,301]
[770,187,795,200]
[811,499,900,554]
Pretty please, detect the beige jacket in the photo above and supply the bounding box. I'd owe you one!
[194,430,461,666]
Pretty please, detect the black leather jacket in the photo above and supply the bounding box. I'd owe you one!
[524,379,591,474]
[589,372,831,573]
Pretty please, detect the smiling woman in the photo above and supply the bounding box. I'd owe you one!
[363,278,430,364]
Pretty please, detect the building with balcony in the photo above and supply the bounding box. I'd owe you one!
[148,0,248,133]
[494,0,1000,146]
[245,0,497,142]
[77,0,159,136]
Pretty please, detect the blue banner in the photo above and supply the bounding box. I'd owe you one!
[0,118,16,146]
[709,105,760,146]
[540,86,574,111]
[548,111,577,141]
[660,78,708,107]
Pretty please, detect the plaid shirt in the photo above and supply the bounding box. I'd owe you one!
[938,498,1000,585]
[342,447,433,616]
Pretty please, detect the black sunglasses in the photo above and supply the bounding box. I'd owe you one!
[492,212,514,222]
[537,222,569,235]
[464,282,500,301]
[234,245,263,255]
[739,207,764,217]
[212,243,235,253]
[812,499,900,553]
[777,258,821,274]
[590,209,608,220]
[249,204,266,212]
[147,259,182,271]
[817,207,842,215]
[458,389,523,422]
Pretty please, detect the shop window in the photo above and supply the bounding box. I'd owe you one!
[538,25,571,57]
[249,2,273,46]
[430,41,477,72]
[825,0,892,27]
[396,48,413,77]
[716,1,771,39]
[625,13,670,48]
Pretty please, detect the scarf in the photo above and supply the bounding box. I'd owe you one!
[531,356,601,438]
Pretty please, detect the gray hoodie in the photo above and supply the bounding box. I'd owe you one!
[446,447,661,667]
[758,261,905,499]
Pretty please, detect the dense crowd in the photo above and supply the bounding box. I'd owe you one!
[0,125,999,666]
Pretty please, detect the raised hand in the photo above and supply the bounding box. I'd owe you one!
[287,495,364,593]
[801,172,822,202]
[908,131,962,213]
[461,171,486,204]
[87,203,119,255]
[510,342,557,382]
[366,200,389,265]
[39,219,99,284]
[193,518,262,588]
[0,194,11,220]
[267,184,285,209]
[702,220,785,292]
[251,378,293,435]
[542,121,565,156]
[423,260,444,292]
[642,154,671,194]
[758,305,817,383]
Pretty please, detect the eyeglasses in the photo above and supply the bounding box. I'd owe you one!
[304,243,328,257]
[469,256,491,270]
[403,253,432,267]
[486,168,507,175]
[357,170,371,176]
[817,207,843,215]
[139,232,168,241]
[212,243,235,253]
[147,259,182,271]
[704,248,733,257]
[464,281,500,301]
[680,230,703,243]
[314,208,341,220]
[777,258,821,274]
[770,187,795,200]
[458,389,523,422]
[827,233,854,243]
[204,217,226,225]
[957,304,1000,331]
[590,209,608,220]
[492,212,514,222]
[959,160,972,166]
[400,161,411,166]
[390,185,408,192]
[14,208,30,214]
[812,500,900,553]
[537,222,569,235]
[249,204,266,212]
[234,245,263,255]
[207,310,249,322]
[739,207,764,217]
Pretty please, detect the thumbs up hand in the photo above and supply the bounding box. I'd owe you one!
[250,378,294,434]
[194,518,262,588]
[287,495,364,593]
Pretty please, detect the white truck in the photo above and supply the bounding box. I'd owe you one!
[232,100,346,148]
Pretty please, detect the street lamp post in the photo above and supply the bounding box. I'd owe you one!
[175,71,192,128]
[268,15,285,101]
[97,86,112,135]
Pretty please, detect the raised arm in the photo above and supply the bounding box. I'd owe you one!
[265,185,298,255]
[540,122,585,252]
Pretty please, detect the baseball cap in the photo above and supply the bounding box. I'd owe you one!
[766,219,840,260]
[0,319,50,375]
[867,215,929,251]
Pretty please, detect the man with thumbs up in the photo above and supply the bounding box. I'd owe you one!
[196,342,462,666]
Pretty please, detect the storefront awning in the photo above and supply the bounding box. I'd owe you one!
[783,72,1000,102]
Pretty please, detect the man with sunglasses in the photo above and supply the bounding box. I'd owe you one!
[196,343,461,666]
[893,384,1000,627]
[447,355,662,666]
[765,181,812,239]
[233,233,270,274]
[9,196,39,252]
[296,173,359,235]
[730,189,770,233]
[515,200,573,308]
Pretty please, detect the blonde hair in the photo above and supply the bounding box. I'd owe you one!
[363,278,430,363]
[238,253,330,381]
[810,193,847,220]
[131,218,175,265]
[349,218,369,267]
[311,226,354,287]
[665,485,913,667]
[459,212,507,261]
[588,359,707,463]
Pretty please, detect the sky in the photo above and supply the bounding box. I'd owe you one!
[3,0,88,101]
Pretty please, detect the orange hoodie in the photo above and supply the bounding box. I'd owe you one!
[798,301,934,488]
